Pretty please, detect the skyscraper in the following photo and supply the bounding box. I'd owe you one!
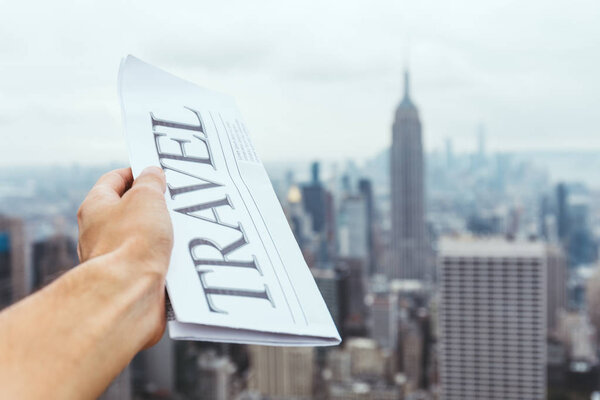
[390,70,427,280]
[586,268,600,346]
[370,290,399,352]
[248,346,315,399]
[399,321,424,393]
[556,183,569,242]
[302,162,327,234]
[32,234,78,290]
[358,178,376,275]
[438,237,546,400]
[312,268,343,331]
[546,245,567,334]
[338,194,368,260]
[346,338,387,379]
[337,258,368,337]
[301,162,335,263]
[196,349,236,400]
[0,215,27,308]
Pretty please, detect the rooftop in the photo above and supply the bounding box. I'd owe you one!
[439,235,547,257]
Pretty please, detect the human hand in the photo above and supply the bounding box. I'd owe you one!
[0,167,175,400]
[76,166,173,346]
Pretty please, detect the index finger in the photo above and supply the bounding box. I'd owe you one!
[90,168,134,200]
[131,166,167,194]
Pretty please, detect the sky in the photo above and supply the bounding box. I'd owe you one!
[0,0,599,166]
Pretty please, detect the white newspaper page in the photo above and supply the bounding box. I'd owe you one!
[118,56,340,346]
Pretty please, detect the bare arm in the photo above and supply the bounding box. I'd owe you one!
[0,166,173,399]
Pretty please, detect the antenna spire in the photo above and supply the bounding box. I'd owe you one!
[403,69,410,100]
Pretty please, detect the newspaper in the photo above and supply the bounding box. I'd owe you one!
[118,56,341,346]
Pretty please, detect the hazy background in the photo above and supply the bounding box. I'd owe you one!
[1,0,599,166]
[3,2,600,399]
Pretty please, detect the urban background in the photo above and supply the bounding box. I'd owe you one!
[2,1,600,399]
[3,69,600,399]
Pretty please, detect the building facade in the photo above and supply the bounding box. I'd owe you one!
[438,237,547,400]
[370,291,399,352]
[312,268,342,331]
[0,215,27,307]
[546,245,567,334]
[358,178,376,275]
[248,346,315,399]
[196,350,236,400]
[338,195,369,260]
[389,71,427,281]
[32,234,78,290]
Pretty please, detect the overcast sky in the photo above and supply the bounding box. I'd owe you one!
[1,0,599,166]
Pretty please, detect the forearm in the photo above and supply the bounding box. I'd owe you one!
[0,246,164,399]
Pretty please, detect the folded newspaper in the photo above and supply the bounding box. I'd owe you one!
[118,56,340,346]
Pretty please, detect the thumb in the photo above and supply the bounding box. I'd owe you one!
[133,166,167,194]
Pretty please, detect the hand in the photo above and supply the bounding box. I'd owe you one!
[0,166,174,399]
[76,166,173,346]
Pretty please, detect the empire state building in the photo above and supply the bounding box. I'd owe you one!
[389,70,427,280]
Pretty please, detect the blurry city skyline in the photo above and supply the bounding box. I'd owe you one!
[2,2,600,398]
[2,92,600,398]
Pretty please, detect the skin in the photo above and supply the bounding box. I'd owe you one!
[0,166,173,399]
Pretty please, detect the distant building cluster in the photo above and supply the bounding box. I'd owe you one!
[0,215,78,307]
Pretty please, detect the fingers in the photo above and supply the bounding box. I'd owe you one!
[76,165,170,265]
[78,168,133,222]
[132,166,167,194]
[92,168,134,198]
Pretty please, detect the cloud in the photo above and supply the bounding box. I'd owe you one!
[145,36,274,72]
[0,0,599,166]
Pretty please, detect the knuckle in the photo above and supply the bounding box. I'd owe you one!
[102,170,122,183]
[80,189,105,210]
[100,170,114,180]
[111,171,127,188]
[77,196,100,225]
